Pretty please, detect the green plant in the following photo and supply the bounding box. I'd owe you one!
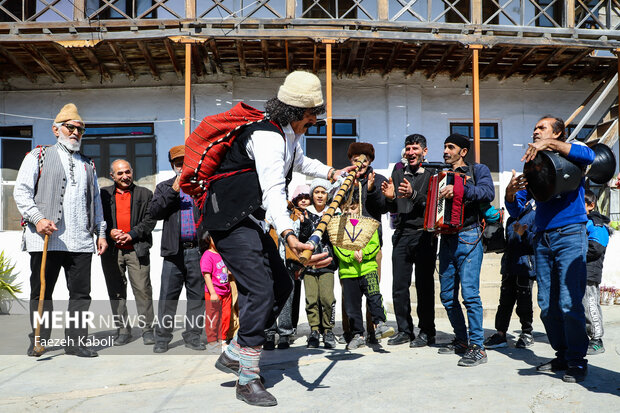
[0,250,22,301]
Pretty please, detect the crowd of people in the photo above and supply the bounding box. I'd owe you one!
[13,72,611,407]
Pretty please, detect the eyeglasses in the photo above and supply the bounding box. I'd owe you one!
[62,123,86,135]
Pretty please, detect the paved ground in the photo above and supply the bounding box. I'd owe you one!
[1,306,619,413]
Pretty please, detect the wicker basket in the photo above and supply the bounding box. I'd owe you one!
[327,184,380,251]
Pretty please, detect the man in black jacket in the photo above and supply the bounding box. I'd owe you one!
[149,145,205,353]
[101,159,156,346]
[381,134,438,348]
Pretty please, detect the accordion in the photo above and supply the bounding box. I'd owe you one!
[423,171,467,234]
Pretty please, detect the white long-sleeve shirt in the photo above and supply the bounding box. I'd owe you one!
[245,123,331,235]
[13,143,106,253]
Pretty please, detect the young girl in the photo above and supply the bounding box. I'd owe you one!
[200,232,233,351]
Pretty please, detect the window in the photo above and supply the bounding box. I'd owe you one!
[535,0,562,27]
[304,119,357,169]
[81,123,157,191]
[85,0,156,19]
[0,0,35,22]
[567,124,595,141]
[449,123,499,173]
[301,0,358,19]
[0,126,33,230]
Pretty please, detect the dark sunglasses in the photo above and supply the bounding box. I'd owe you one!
[62,123,86,134]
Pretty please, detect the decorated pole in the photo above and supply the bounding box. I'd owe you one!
[299,155,367,264]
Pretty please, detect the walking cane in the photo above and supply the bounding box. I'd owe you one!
[33,234,49,356]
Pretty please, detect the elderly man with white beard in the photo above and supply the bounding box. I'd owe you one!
[14,103,108,358]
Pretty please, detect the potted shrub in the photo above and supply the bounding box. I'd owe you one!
[0,251,23,314]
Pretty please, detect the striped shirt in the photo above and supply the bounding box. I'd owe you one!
[14,142,106,253]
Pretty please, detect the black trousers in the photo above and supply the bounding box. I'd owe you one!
[291,278,302,330]
[341,272,386,337]
[29,251,92,347]
[494,272,534,335]
[391,230,438,338]
[212,219,293,347]
[155,246,205,344]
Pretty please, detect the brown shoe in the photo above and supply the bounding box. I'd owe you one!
[215,351,239,375]
[236,379,277,407]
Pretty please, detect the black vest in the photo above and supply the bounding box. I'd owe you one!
[203,120,286,231]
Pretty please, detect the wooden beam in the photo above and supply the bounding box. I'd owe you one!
[137,40,160,81]
[566,0,575,28]
[208,39,223,74]
[500,48,536,81]
[163,38,183,79]
[190,44,204,77]
[197,45,214,75]
[286,0,295,18]
[427,44,457,80]
[472,0,482,24]
[325,40,334,166]
[472,45,482,164]
[524,47,566,81]
[337,44,347,78]
[236,40,247,77]
[346,41,360,75]
[383,42,402,77]
[450,49,473,79]
[480,46,513,80]
[107,42,135,81]
[566,76,610,124]
[186,0,196,19]
[545,48,592,82]
[405,43,429,76]
[360,41,373,76]
[261,39,270,77]
[185,43,191,141]
[285,40,290,72]
[0,45,36,83]
[53,43,87,81]
[73,0,85,20]
[312,42,319,74]
[378,0,388,20]
[22,44,64,83]
[83,47,112,82]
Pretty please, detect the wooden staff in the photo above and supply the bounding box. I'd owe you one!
[33,234,49,356]
[299,155,367,264]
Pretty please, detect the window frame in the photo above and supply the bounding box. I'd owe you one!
[0,128,34,231]
[448,121,501,173]
[303,118,359,169]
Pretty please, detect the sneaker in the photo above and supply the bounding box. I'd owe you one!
[483,332,507,349]
[438,338,468,355]
[410,332,436,348]
[536,358,568,372]
[277,336,290,350]
[307,330,320,348]
[515,333,534,349]
[374,322,395,340]
[337,335,348,345]
[387,332,411,346]
[587,339,605,355]
[457,344,488,367]
[323,330,336,349]
[346,334,366,350]
[263,332,276,351]
[562,365,588,383]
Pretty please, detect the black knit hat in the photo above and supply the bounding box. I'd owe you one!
[444,133,471,151]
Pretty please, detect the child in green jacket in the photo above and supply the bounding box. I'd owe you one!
[333,203,394,350]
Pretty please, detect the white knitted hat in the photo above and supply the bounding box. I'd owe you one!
[277,71,324,108]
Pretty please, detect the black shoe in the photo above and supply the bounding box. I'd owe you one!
[438,338,468,355]
[515,333,534,349]
[114,333,131,346]
[307,330,320,348]
[263,332,276,351]
[457,344,488,367]
[277,336,290,350]
[185,341,206,351]
[65,346,98,358]
[236,379,277,407]
[387,332,411,346]
[142,331,155,345]
[536,358,568,372]
[410,332,435,348]
[27,343,45,357]
[153,342,168,353]
[215,351,239,375]
[563,365,588,383]
[483,333,507,349]
[323,330,336,349]
[587,339,605,355]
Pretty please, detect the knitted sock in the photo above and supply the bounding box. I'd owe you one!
[225,334,240,361]
[238,345,261,385]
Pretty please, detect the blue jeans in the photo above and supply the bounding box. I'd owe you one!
[439,228,484,347]
[535,223,588,367]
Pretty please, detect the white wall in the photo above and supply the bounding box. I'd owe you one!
[1,72,618,306]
